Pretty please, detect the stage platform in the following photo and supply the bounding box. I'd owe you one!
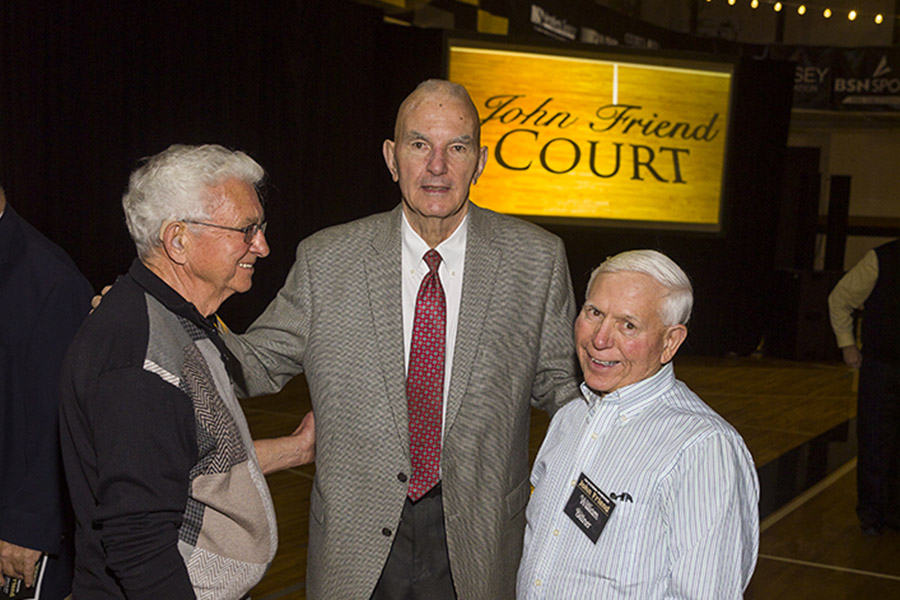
[241,355,900,599]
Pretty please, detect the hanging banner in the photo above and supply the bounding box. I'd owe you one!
[832,48,900,110]
[789,46,900,111]
[789,46,835,110]
[448,40,733,230]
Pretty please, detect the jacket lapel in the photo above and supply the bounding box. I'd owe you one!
[445,203,500,434]
[365,206,410,457]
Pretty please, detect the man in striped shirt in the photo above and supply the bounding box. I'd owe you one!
[518,249,759,599]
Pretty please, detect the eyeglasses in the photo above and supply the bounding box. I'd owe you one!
[183,219,267,244]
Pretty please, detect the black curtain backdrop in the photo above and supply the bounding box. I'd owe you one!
[1,0,793,355]
[1,0,442,330]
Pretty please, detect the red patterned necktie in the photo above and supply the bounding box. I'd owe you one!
[407,249,446,501]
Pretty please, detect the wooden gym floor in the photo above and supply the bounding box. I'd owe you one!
[241,356,900,599]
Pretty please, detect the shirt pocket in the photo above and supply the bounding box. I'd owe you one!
[591,477,658,587]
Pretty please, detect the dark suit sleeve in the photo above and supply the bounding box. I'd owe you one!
[529,236,580,416]
[0,274,91,552]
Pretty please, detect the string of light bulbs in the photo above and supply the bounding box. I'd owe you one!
[705,0,890,24]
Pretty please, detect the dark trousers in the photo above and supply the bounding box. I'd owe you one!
[856,357,900,527]
[370,484,456,600]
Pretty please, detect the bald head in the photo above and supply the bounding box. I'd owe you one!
[394,79,482,147]
[382,78,488,247]
[0,183,6,213]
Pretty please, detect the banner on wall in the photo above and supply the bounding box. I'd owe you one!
[790,46,900,111]
[511,1,668,49]
[447,40,733,230]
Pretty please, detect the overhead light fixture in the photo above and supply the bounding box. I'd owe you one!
[875,14,884,24]
[701,0,873,24]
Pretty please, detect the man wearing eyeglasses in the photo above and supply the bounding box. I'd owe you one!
[59,144,314,599]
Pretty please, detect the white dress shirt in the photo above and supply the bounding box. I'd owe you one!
[401,210,467,436]
[518,363,759,599]
[828,249,878,349]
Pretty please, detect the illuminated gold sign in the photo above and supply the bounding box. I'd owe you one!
[448,43,733,230]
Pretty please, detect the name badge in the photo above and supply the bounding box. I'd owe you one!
[563,472,615,543]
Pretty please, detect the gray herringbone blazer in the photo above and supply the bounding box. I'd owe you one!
[226,202,579,599]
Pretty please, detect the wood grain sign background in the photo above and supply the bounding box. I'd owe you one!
[448,44,733,230]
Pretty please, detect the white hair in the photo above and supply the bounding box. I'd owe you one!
[122,144,265,259]
[586,249,693,326]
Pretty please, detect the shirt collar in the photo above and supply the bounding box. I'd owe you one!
[128,258,237,380]
[128,258,221,336]
[401,208,468,271]
[580,361,677,420]
[128,258,210,322]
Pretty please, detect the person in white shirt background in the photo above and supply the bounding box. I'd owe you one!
[828,240,900,536]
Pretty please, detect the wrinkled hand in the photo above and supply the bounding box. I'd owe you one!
[291,411,316,466]
[90,284,113,313]
[841,345,862,369]
[254,410,316,474]
[0,540,42,588]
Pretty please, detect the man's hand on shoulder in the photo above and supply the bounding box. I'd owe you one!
[0,539,42,588]
[90,284,113,314]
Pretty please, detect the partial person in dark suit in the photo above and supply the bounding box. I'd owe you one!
[0,183,93,599]
[829,239,900,536]
[224,79,581,599]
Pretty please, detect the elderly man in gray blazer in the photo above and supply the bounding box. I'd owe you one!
[225,79,580,599]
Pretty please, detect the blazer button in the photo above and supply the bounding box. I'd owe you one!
[397,472,407,482]
[382,527,392,537]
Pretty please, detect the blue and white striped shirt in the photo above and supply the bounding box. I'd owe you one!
[517,362,759,599]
